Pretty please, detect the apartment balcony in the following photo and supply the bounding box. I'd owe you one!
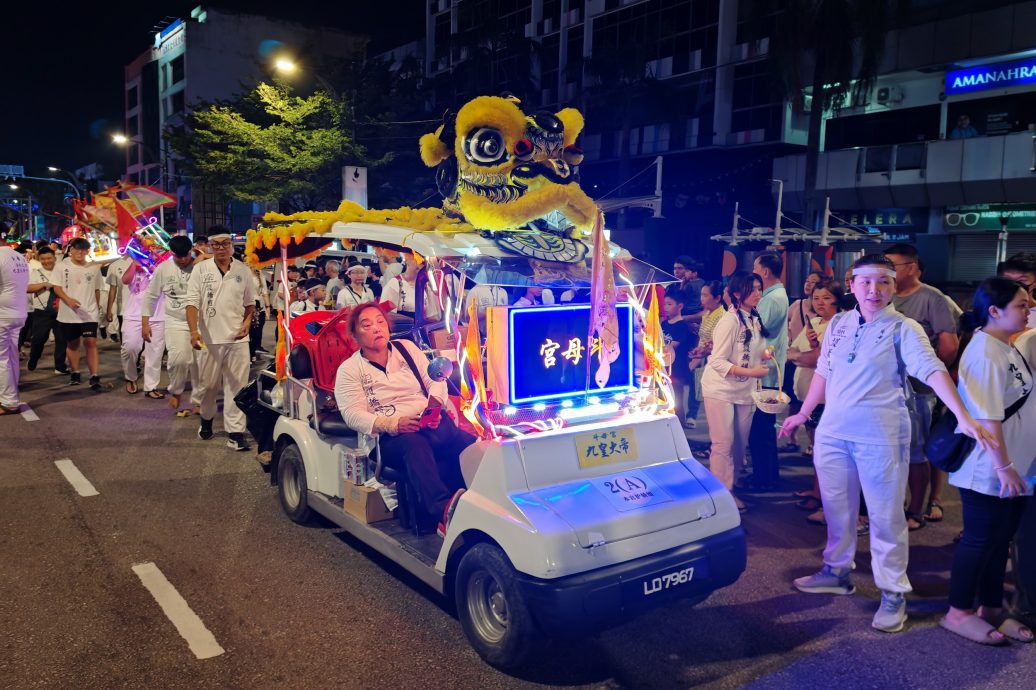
[772,131,1036,211]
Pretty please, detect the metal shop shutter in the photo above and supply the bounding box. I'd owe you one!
[949,233,999,282]
[1006,232,1036,257]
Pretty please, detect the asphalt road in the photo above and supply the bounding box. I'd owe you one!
[2,336,1034,689]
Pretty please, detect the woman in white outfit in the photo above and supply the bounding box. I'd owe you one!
[780,255,994,634]
[941,277,1034,645]
[701,271,773,512]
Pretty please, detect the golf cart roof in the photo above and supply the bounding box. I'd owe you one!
[324,221,676,289]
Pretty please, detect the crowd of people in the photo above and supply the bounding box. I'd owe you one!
[3,233,1035,645]
[661,245,1036,644]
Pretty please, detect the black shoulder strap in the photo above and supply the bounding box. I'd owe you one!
[394,341,429,398]
[1005,346,1033,422]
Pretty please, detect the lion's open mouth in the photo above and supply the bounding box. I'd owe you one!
[457,171,528,203]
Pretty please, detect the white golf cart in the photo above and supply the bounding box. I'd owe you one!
[251,221,746,670]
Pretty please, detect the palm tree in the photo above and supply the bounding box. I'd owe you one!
[765,0,908,229]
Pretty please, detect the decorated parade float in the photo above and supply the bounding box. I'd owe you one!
[244,95,747,669]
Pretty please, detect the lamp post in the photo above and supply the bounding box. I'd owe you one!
[113,133,169,229]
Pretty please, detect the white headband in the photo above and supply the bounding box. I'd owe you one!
[852,266,896,278]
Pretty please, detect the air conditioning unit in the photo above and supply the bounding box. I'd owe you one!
[876,86,904,105]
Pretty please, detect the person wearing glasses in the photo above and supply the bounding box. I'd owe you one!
[186,228,256,451]
[997,253,1036,328]
[53,237,106,390]
[883,244,962,532]
[780,255,994,634]
[701,270,773,512]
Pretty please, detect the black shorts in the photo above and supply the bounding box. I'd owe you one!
[60,321,98,340]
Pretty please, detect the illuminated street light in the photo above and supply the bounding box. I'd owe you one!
[8,184,17,190]
[47,166,59,172]
[112,133,128,145]
[274,58,298,75]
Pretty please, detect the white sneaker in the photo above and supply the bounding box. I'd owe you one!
[793,565,855,595]
[872,591,907,633]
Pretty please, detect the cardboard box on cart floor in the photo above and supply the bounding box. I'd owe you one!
[343,482,394,523]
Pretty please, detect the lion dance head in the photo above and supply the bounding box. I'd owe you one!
[419,95,598,237]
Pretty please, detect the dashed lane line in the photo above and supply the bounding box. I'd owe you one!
[20,404,39,421]
[53,459,99,497]
[132,562,225,660]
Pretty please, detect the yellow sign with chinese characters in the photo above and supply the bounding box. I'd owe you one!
[576,427,639,468]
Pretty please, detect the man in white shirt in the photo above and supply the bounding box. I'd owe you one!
[290,278,327,316]
[25,246,68,374]
[186,229,256,451]
[334,304,473,535]
[464,284,509,330]
[336,264,375,308]
[381,258,442,321]
[144,236,200,414]
[54,237,106,390]
[270,264,299,315]
[324,260,343,304]
[0,244,30,414]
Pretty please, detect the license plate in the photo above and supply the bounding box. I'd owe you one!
[625,559,709,601]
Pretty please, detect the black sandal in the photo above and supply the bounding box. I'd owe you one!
[795,496,822,511]
[0,405,21,416]
[907,513,926,531]
[144,390,166,400]
[924,501,944,522]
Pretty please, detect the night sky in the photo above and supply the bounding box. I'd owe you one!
[6,1,424,176]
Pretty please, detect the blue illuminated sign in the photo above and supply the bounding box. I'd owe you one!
[508,304,635,405]
[945,58,1036,95]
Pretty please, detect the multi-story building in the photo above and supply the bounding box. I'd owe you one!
[773,1,1036,286]
[123,5,365,234]
[424,0,1036,285]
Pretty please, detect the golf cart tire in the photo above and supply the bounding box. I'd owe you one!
[277,444,314,524]
[455,543,539,670]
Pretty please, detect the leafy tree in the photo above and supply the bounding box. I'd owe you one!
[168,82,377,212]
[763,0,908,228]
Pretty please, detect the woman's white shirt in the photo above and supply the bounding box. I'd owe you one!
[951,329,1035,496]
[814,305,945,446]
[701,309,767,405]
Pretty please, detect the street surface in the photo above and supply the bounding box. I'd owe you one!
[2,336,1034,689]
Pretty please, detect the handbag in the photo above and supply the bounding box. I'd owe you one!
[923,347,1031,473]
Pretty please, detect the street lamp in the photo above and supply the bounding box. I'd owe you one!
[46,166,83,198]
[274,57,298,75]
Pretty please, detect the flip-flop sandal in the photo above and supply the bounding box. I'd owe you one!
[924,501,944,522]
[144,390,166,400]
[993,617,1034,643]
[176,409,193,417]
[806,510,827,526]
[125,381,139,394]
[907,513,926,531]
[0,405,21,416]
[939,615,1008,646]
[796,496,822,511]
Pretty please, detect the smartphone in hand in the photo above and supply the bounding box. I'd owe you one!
[419,406,442,428]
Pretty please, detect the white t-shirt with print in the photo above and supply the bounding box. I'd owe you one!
[952,330,1035,496]
[29,266,57,312]
[185,258,256,345]
[143,258,193,325]
[119,270,151,320]
[336,284,376,308]
[105,256,133,315]
[56,259,103,324]
[0,247,29,321]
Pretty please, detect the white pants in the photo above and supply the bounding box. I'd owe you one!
[121,318,166,391]
[198,341,250,433]
[165,325,202,405]
[702,397,755,490]
[0,319,26,407]
[814,434,911,594]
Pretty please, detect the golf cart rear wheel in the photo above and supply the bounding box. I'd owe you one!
[455,543,538,670]
[277,444,313,524]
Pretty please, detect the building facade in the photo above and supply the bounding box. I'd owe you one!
[123,5,366,234]
[773,0,1036,287]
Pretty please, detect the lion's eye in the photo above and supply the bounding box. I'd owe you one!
[465,128,507,165]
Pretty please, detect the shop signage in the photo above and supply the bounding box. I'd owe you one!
[945,58,1036,96]
[943,204,1036,231]
[835,208,926,234]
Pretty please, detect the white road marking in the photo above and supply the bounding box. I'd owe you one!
[53,459,99,497]
[131,562,225,660]
[20,405,39,421]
